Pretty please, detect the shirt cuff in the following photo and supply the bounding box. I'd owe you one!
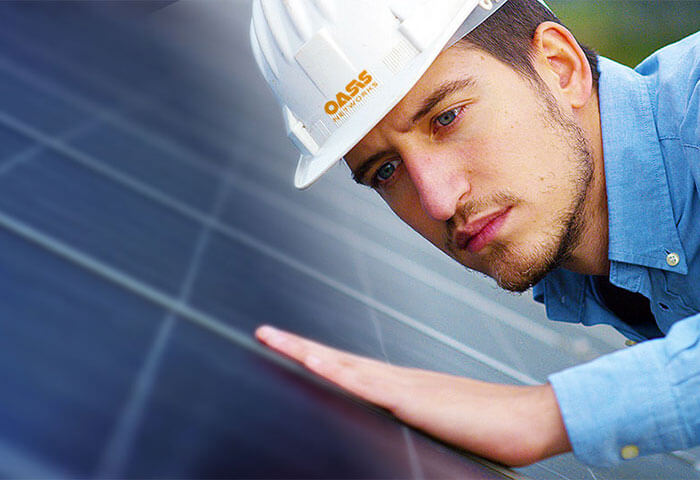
[548,335,690,466]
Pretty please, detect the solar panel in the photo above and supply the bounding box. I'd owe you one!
[0,1,698,478]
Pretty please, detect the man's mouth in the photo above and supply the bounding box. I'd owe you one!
[453,207,512,253]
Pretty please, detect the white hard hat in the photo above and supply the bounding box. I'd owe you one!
[250,0,510,189]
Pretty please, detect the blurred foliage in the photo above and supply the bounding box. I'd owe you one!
[548,0,700,67]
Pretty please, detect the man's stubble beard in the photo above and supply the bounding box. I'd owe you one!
[451,84,595,293]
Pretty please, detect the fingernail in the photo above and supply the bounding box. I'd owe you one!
[257,326,281,344]
[257,325,275,339]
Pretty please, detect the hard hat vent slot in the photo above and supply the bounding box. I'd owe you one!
[309,119,332,146]
[383,37,419,75]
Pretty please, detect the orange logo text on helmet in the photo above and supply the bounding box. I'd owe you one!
[324,70,377,123]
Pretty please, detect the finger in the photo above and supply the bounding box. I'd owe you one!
[256,325,376,369]
[255,325,402,407]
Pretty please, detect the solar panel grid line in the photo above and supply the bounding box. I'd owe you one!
[0,118,102,177]
[94,173,234,477]
[530,461,573,480]
[402,427,427,480]
[94,316,177,478]
[351,250,426,480]
[0,210,260,363]
[481,317,532,378]
[0,437,69,479]
[0,55,229,182]
[0,56,161,145]
[0,112,215,228]
[353,252,393,363]
[586,466,600,480]
[670,449,700,469]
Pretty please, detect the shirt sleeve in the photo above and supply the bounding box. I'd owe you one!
[548,312,700,466]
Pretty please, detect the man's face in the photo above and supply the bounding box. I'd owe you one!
[345,45,593,292]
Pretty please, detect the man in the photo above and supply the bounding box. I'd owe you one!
[250,0,700,467]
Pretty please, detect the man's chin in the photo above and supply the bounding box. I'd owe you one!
[495,275,542,294]
[451,240,560,293]
[488,247,558,293]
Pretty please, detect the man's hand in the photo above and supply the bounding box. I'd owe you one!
[256,325,572,467]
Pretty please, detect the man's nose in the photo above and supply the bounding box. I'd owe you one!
[403,151,470,222]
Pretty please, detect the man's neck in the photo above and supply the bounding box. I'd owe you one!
[563,91,610,276]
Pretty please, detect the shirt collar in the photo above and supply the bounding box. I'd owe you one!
[598,56,687,276]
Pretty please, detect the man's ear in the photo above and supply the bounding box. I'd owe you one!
[532,21,593,109]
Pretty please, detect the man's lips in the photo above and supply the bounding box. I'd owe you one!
[453,207,511,252]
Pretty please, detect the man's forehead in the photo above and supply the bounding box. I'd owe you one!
[345,46,488,171]
[375,49,483,128]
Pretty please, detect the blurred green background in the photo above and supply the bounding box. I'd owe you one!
[548,0,700,67]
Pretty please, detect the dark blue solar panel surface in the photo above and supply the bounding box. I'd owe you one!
[0,2,698,479]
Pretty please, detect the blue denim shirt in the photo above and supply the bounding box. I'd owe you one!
[533,32,700,466]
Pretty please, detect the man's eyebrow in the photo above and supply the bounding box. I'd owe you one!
[350,77,476,185]
[351,149,393,185]
[410,76,477,125]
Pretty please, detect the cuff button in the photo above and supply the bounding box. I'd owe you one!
[621,445,639,460]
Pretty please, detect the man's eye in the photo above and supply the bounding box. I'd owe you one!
[374,159,401,184]
[436,108,458,127]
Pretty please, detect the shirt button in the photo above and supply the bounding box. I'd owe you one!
[621,445,639,460]
[666,252,680,267]
[625,340,637,347]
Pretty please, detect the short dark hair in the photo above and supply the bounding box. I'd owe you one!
[461,0,600,88]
